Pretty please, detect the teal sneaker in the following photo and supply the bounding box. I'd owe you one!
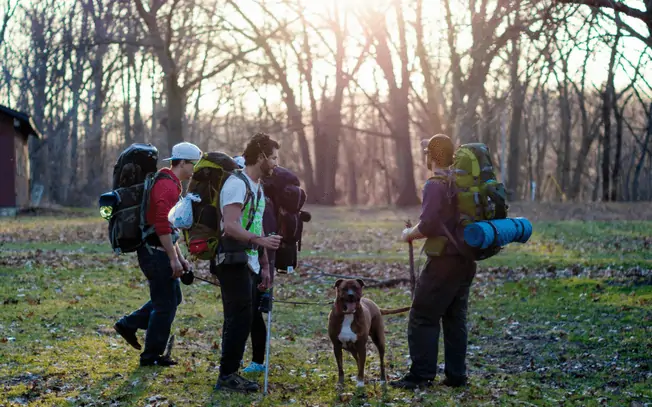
[242,361,266,373]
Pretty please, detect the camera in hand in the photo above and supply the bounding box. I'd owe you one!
[299,210,311,222]
[259,289,272,313]
[180,270,194,285]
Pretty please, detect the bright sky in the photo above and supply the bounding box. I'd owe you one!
[2,0,651,120]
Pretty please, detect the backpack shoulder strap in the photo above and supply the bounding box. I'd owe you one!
[155,171,174,181]
[233,170,253,206]
[141,171,178,245]
[233,170,262,231]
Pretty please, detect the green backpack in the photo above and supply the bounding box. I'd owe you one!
[424,143,508,260]
[182,152,256,261]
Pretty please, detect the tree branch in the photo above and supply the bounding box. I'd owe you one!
[181,46,256,92]
[555,0,650,23]
[339,124,397,140]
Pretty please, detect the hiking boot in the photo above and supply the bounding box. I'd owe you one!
[214,373,259,393]
[113,322,141,350]
[389,373,433,389]
[442,376,467,388]
[140,355,178,367]
[243,361,266,373]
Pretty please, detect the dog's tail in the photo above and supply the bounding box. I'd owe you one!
[380,306,411,315]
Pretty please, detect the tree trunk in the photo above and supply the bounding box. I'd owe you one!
[602,29,619,201]
[632,104,652,200]
[313,99,341,205]
[122,55,133,146]
[611,100,625,201]
[536,91,550,201]
[558,79,572,196]
[133,59,145,143]
[507,33,524,199]
[86,50,106,198]
[165,74,185,153]
[601,89,613,201]
[368,1,418,206]
[392,92,419,206]
[415,0,443,134]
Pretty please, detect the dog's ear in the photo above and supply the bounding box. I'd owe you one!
[356,279,365,288]
[334,279,344,288]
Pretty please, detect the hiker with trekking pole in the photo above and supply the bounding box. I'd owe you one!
[391,134,478,389]
[160,133,308,395]
[233,154,310,395]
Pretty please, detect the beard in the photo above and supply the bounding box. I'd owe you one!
[261,161,274,176]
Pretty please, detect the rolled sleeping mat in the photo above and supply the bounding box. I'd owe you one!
[463,217,533,249]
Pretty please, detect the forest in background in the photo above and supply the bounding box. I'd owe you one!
[1,0,651,207]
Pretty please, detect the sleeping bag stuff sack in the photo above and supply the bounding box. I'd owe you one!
[261,165,309,271]
[463,217,533,250]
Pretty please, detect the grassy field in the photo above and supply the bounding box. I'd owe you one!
[1,205,651,406]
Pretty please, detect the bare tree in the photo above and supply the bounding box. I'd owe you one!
[443,0,536,145]
[358,0,419,206]
[600,24,621,201]
[556,0,652,44]
[132,0,258,152]
[413,0,445,135]
[0,0,16,47]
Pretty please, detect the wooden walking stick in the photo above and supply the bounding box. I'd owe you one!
[406,219,416,298]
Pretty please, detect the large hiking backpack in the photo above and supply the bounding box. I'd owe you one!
[430,143,508,260]
[262,166,309,270]
[99,143,172,254]
[182,152,254,261]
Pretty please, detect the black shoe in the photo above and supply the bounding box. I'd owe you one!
[140,355,178,367]
[114,322,141,350]
[215,373,259,393]
[389,373,433,389]
[442,376,467,387]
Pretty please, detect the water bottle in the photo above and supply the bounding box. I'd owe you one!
[259,288,272,313]
[287,266,294,274]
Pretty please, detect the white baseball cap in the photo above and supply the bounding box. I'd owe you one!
[233,155,245,168]
[162,142,202,161]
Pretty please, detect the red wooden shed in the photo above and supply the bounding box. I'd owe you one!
[0,105,41,216]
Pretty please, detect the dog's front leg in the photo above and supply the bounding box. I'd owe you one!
[355,341,366,387]
[334,341,345,386]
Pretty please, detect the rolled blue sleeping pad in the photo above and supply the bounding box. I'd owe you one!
[463,217,533,249]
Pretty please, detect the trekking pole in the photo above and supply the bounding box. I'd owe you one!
[406,219,416,299]
[263,292,273,396]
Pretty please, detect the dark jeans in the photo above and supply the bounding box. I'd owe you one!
[118,247,182,362]
[212,262,255,377]
[408,255,476,381]
[250,273,267,364]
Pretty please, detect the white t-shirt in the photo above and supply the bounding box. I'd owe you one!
[218,171,265,274]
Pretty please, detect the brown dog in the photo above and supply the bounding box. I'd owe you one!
[327,278,410,387]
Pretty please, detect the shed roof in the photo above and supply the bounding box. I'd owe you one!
[0,104,42,140]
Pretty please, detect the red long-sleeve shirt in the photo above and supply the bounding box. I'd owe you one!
[146,168,181,236]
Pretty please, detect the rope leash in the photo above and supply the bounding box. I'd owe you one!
[273,299,333,306]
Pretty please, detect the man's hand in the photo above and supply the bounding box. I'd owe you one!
[258,266,272,291]
[401,227,412,243]
[180,257,191,272]
[255,234,282,250]
[170,258,184,279]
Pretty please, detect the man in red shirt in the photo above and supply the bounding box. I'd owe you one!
[114,142,202,367]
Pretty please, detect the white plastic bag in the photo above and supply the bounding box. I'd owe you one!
[168,193,201,229]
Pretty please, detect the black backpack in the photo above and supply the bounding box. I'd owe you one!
[99,143,172,254]
[262,166,310,270]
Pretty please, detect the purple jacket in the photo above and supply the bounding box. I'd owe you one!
[417,170,464,256]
